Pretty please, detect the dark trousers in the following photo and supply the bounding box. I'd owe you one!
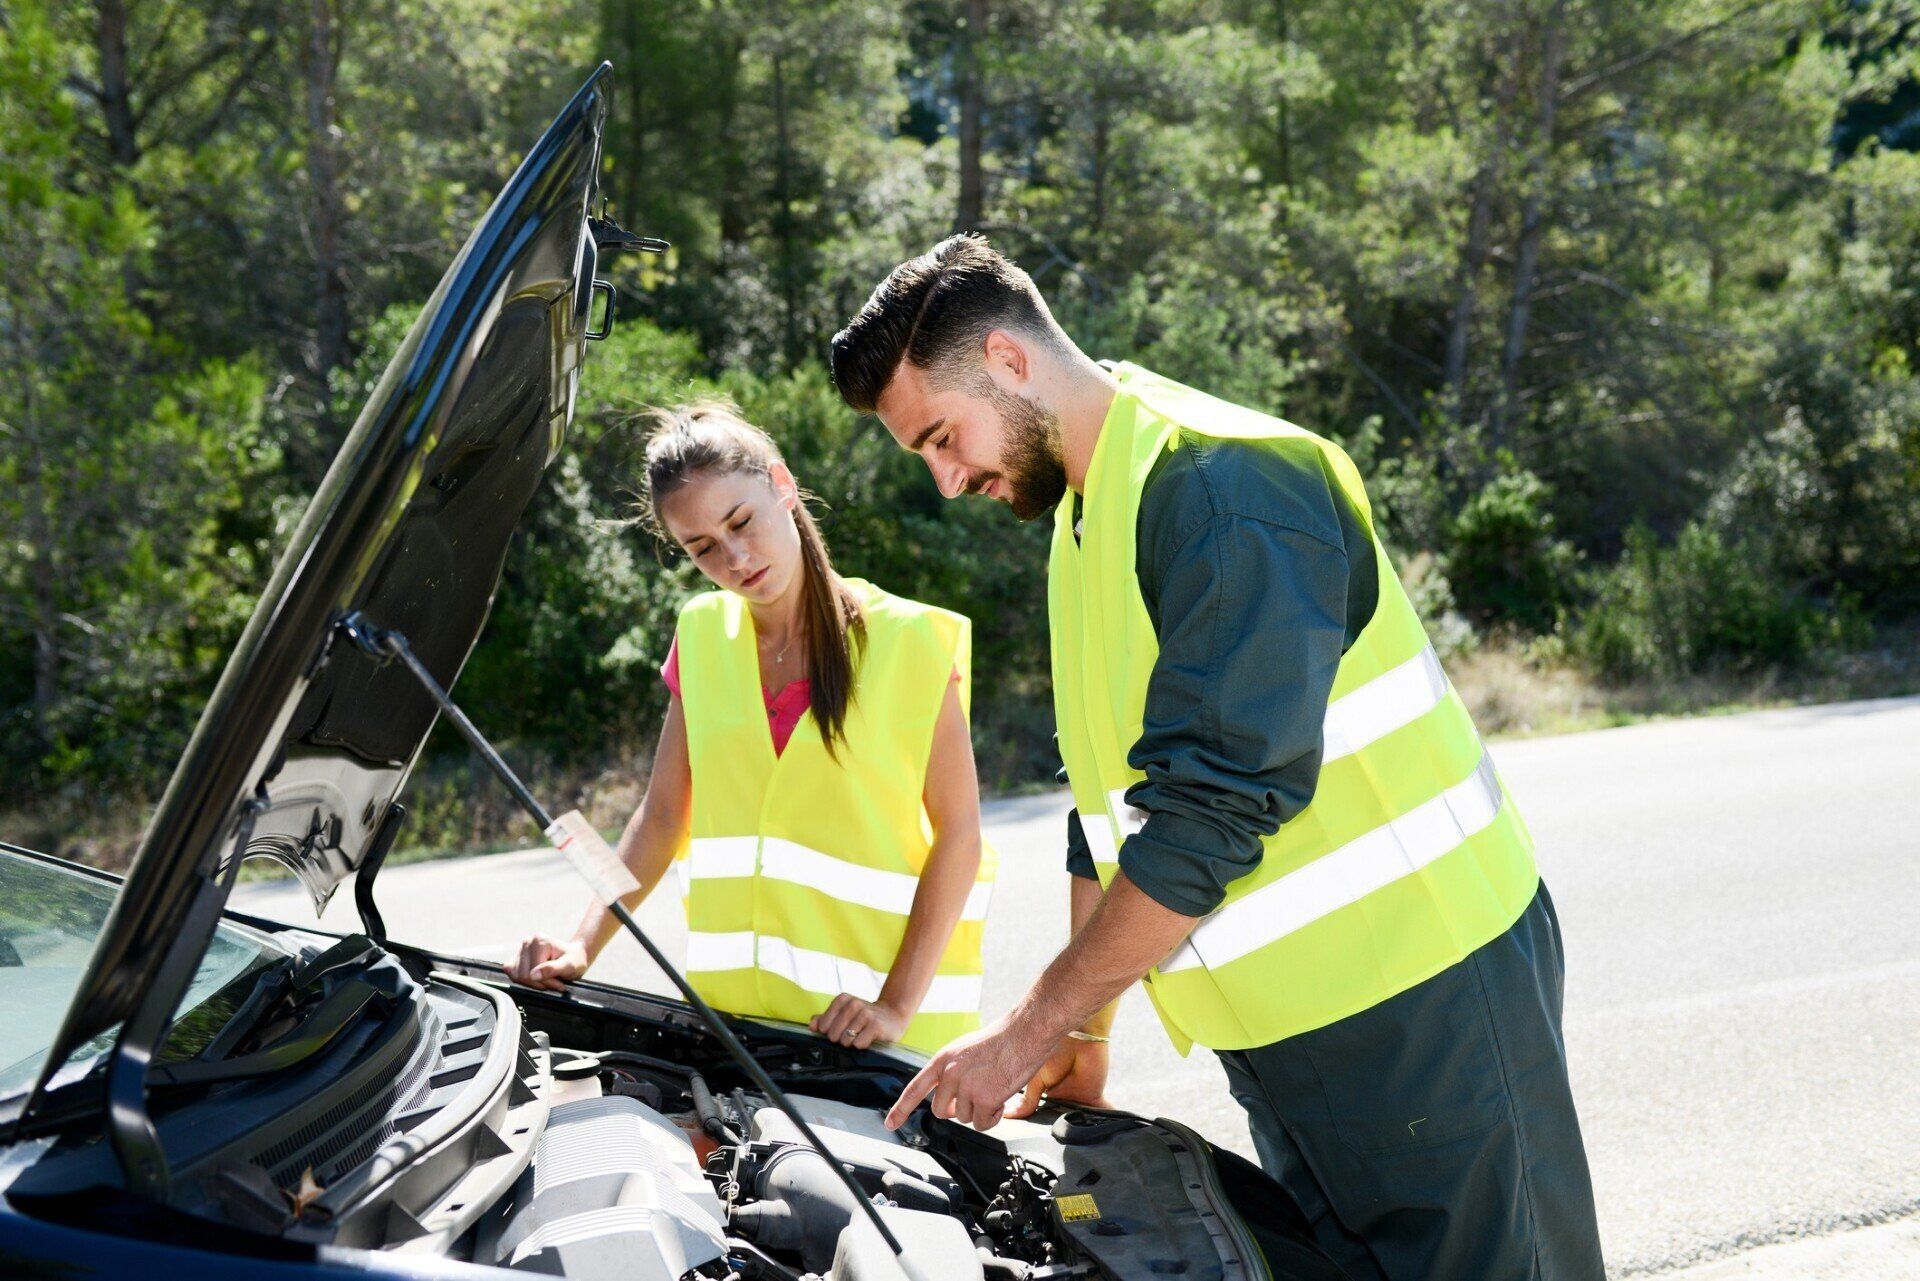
[1218,882,1604,1281]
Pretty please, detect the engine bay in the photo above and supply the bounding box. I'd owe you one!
[481,1046,1269,1281]
[468,996,1288,1281]
[4,933,1337,1280]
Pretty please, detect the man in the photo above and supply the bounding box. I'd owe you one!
[828,235,1604,1280]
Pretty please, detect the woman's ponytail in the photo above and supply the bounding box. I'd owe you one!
[789,499,865,755]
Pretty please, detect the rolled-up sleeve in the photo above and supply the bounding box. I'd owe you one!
[1118,458,1355,918]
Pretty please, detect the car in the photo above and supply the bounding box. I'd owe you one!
[0,65,1343,1281]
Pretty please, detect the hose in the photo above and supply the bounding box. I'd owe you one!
[690,1072,741,1145]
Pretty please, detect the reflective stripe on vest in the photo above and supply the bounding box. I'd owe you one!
[684,931,985,1015]
[1079,642,1452,867]
[685,835,995,920]
[1050,363,1538,1053]
[1160,751,1501,973]
[675,581,995,1055]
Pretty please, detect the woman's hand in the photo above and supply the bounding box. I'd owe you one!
[1006,1034,1113,1118]
[810,993,909,1049]
[505,934,588,991]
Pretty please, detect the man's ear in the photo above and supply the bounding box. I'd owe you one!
[769,461,801,511]
[983,329,1030,387]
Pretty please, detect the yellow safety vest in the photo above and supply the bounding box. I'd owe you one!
[675,579,995,1055]
[1050,363,1539,1053]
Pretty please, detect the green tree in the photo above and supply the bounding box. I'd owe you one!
[601,0,929,370]
[1,2,276,796]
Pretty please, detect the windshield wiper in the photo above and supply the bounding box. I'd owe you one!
[150,979,382,1089]
[9,943,388,1135]
[151,936,385,1089]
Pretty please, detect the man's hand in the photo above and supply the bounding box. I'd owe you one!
[1008,1035,1112,1118]
[888,872,1189,1134]
[886,1013,1055,1132]
[504,934,588,991]
[810,994,908,1049]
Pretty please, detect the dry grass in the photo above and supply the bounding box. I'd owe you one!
[1449,644,1613,738]
[1,795,153,872]
[1453,624,1920,742]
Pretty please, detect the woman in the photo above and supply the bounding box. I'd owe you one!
[506,401,994,1055]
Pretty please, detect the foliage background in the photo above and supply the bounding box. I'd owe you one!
[4,0,1918,861]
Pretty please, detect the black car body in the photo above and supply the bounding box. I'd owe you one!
[0,66,1341,1281]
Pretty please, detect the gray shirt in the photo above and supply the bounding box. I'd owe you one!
[1063,430,1380,917]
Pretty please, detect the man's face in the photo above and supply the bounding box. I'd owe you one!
[874,357,1066,522]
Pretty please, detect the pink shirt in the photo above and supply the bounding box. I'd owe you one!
[662,636,959,758]
[661,636,813,756]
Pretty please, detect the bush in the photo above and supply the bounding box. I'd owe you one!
[1706,368,1920,619]
[1574,523,1846,680]
[0,354,280,797]
[1366,442,1452,558]
[1444,468,1582,634]
[1397,551,1477,661]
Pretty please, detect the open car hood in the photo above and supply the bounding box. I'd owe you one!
[34,65,615,1092]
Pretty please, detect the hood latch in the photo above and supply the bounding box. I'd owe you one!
[582,215,668,343]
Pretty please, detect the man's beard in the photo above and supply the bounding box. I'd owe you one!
[980,379,1067,521]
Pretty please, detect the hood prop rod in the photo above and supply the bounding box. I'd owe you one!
[336,611,925,1279]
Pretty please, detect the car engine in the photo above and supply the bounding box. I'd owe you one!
[474,1040,1281,1281]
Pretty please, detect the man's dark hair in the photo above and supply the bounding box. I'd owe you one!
[830,235,1063,413]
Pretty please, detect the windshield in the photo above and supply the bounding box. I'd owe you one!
[0,848,291,1098]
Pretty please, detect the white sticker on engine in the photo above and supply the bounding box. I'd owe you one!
[546,809,640,904]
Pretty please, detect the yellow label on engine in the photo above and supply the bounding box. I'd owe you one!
[1056,1193,1101,1222]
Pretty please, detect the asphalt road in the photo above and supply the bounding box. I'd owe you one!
[232,694,1920,1275]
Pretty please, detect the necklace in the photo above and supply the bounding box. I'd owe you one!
[761,630,799,666]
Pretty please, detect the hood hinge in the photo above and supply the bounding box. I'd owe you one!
[353,802,406,945]
[105,794,264,1200]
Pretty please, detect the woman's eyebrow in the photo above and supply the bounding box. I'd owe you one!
[685,501,750,550]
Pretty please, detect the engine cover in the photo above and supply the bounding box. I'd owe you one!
[480,1094,727,1281]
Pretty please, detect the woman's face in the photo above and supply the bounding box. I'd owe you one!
[657,464,804,607]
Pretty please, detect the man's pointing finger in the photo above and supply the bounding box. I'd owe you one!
[887,1059,941,1129]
